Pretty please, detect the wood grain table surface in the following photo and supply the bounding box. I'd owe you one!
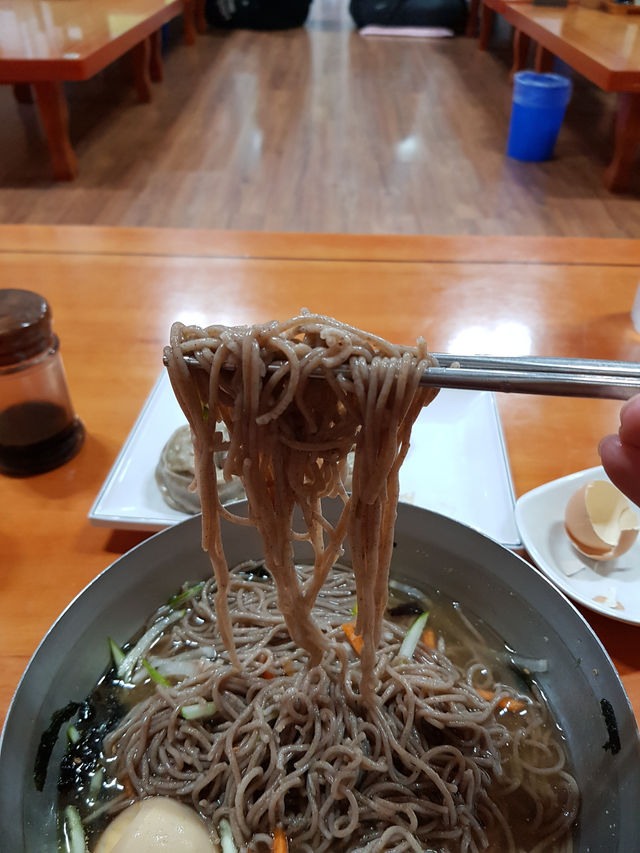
[478,1,640,191]
[499,3,640,90]
[0,0,200,180]
[0,0,188,79]
[1,225,640,735]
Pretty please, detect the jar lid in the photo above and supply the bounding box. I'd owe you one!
[0,289,53,366]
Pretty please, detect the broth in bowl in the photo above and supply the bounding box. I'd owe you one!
[52,561,577,852]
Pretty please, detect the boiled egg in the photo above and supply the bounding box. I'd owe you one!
[564,479,639,561]
[95,797,217,852]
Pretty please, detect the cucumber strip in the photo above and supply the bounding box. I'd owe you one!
[117,610,184,683]
[63,805,87,853]
[218,818,238,853]
[398,612,429,661]
[142,658,171,687]
[108,637,125,668]
[167,581,205,609]
[89,767,104,799]
[66,724,80,745]
[181,701,217,720]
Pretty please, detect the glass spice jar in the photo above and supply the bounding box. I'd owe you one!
[0,289,85,477]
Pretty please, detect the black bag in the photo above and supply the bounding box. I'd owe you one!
[349,0,467,34]
[206,0,312,30]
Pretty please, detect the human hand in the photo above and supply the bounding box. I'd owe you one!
[599,394,640,508]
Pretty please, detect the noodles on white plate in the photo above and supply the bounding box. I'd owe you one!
[57,313,579,853]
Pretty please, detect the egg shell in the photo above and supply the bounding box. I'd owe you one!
[564,480,639,561]
[94,797,217,853]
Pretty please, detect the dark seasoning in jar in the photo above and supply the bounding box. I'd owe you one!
[0,289,84,476]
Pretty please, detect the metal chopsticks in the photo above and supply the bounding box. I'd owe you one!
[423,354,640,400]
[170,353,640,400]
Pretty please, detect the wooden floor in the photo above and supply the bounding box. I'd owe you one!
[1,0,640,236]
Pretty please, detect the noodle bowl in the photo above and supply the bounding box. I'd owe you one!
[48,314,583,851]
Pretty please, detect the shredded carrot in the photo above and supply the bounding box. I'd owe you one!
[342,622,363,656]
[261,671,276,680]
[421,628,436,648]
[477,688,526,713]
[498,696,527,713]
[273,826,288,853]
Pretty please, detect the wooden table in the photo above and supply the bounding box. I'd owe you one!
[479,2,640,191]
[477,0,554,72]
[0,0,202,180]
[1,225,640,734]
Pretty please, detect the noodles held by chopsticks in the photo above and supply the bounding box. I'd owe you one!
[165,313,438,696]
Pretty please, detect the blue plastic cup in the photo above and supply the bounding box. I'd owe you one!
[507,72,572,162]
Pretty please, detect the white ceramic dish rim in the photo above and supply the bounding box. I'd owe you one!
[515,465,640,626]
[88,373,522,548]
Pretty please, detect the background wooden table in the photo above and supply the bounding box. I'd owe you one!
[0,0,195,179]
[1,225,640,733]
[478,2,640,191]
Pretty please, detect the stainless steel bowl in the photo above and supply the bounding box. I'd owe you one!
[2,502,639,851]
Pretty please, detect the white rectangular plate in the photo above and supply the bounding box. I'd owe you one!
[516,465,640,625]
[89,372,520,547]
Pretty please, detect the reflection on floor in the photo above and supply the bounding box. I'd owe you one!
[0,0,638,236]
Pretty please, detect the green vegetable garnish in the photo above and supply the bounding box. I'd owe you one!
[66,724,80,745]
[181,701,217,720]
[63,805,87,853]
[108,637,125,668]
[117,609,185,682]
[142,658,171,687]
[167,581,205,609]
[398,612,429,661]
[218,818,238,853]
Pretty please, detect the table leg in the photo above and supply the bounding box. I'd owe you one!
[32,81,78,181]
[535,45,555,73]
[13,83,33,104]
[149,30,163,83]
[478,4,495,50]
[604,92,640,193]
[183,0,197,45]
[466,0,479,37]
[195,0,208,33]
[131,38,152,103]
[512,29,531,76]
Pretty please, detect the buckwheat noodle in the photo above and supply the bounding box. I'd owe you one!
[164,313,438,696]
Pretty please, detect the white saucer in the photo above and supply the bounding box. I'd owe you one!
[516,466,640,625]
[90,372,520,547]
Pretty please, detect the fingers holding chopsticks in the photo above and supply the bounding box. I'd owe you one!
[599,394,640,507]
